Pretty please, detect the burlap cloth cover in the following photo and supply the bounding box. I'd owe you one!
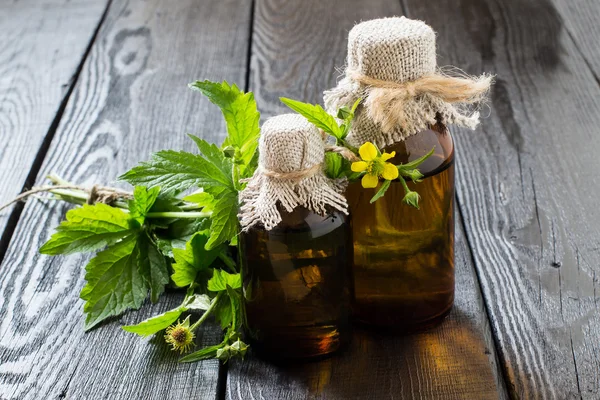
[324,17,492,148]
[239,114,348,231]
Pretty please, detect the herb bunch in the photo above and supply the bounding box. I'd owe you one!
[25,81,431,363]
[39,80,259,362]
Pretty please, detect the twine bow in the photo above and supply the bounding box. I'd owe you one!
[346,69,493,134]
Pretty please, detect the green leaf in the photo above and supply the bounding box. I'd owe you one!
[189,80,260,175]
[226,285,243,332]
[183,191,214,212]
[122,306,186,337]
[119,150,233,194]
[40,204,134,255]
[398,147,435,170]
[324,152,344,179]
[213,293,233,330]
[179,343,223,363]
[370,180,392,203]
[80,235,148,330]
[186,294,212,310]
[280,97,342,139]
[206,191,239,250]
[129,186,161,225]
[208,270,241,292]
[187,136,235,181]
[137,233,169,303]
[171,233,221,288]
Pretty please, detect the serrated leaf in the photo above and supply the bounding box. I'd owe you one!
[206,191,239,250]
[213,294,233,330]
[129,186,161,225]
[40,204,134,255]
[119,150,233,194]
[189,80,260,177]
[187,136,235,181]
[81,235,148,330]
[183,191,214,212]
[137,233,169,303]
[122,306,186,337]
[208,270,241,292]
[280,97,342,139]
[171,233,221,288]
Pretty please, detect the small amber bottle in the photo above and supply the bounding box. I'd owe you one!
[238,114,352,360]
[241,206,352,360]
[345,122,454,329]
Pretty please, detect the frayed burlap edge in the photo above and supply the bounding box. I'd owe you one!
[239,170,348,232]
[324,70,493,148]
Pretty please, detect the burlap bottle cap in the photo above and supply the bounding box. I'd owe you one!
[239,114,348,231]
[348,17,436,83]
[325,17,492,149]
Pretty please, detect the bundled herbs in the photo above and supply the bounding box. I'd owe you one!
[1,80,432,362]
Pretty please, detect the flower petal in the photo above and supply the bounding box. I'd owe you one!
[382,163,399,180]
[361,173,379,188]
[381,151,396,161]
[351,161,368,172]
[359,142,378,161]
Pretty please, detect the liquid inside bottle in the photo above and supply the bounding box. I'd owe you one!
[240,207,352,360]
[345,122,455,330]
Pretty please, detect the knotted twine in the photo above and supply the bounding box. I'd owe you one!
[239,114,348,231]
[324,17,493,149]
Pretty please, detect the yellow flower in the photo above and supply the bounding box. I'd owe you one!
[351,142,399,188]
[165,317,195,354]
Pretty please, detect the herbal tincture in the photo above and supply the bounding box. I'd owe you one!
[325,17,491,330]
[239,114,352,360]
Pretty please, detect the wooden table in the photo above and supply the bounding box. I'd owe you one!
[0,0,598,398]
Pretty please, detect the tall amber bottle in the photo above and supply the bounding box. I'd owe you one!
[346,122,454,329]
[238,114,352,360]
[324,17,491,330]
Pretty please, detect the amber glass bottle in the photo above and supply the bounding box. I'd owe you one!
[240,206,352,361]
[346,122,454,330]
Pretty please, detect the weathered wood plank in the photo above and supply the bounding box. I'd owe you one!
[0,0,109,253]
[400,0,600,397]
[549,0,600,79]
[0,0,251,399]
[227,1,507,398]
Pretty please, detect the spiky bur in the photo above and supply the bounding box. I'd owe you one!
[165,316,195,354]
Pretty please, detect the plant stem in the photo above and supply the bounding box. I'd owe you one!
[190,292,222,331]
[218,252,237,273]
[146,211,212,219]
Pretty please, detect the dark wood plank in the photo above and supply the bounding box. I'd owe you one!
[227,0,508,398]
[550,0,600,79]
[0,0,251,398]
[0,0,109,247]
[400,0,600,397]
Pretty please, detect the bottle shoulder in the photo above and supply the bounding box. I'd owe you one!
[383,123,454,177]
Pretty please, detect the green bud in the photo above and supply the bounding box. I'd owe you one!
[405,169,424,182]
[223,146,236,158]
[403,191,421,209]
[337,106,353,120]
[216,346,231,361]
[230,339,249,358]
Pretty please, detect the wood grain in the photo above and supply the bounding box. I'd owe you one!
[228,0,508,398]
[549,0,600,79]
[0,0,109,250]
[0,0,251,398]
[400,0,600,397]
